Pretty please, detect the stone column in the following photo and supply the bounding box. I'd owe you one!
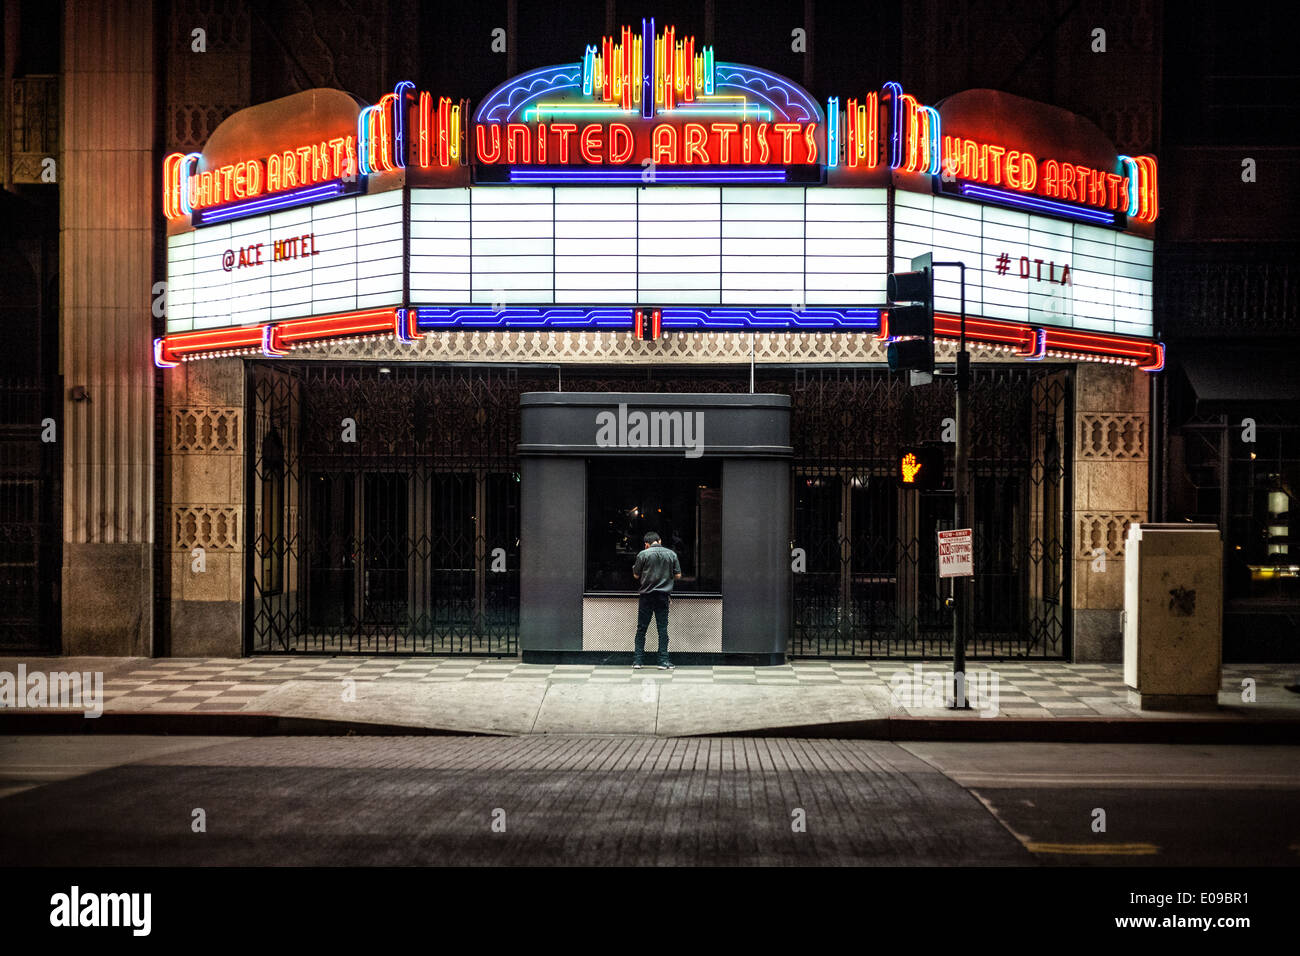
[1072,364,1150,660]
[59,0,156,655]
[163,359,245,657]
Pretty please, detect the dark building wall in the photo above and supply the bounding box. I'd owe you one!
[1153,1,1300,659]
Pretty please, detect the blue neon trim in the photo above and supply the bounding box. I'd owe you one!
[826,97,840,168]
[475,65,584,124]
[178,152,202,216]
[357,105,375,175]
[662,308,878,331]
[194,182,347,224]
[959,183,1115,225]
[1024,328,1048,361]
[710,64,822,123]
[153,337,179,369]
[883,82,903,169]
[507,167,788,183]
[393,81,414,170]
[417,308,634,330]
[641,19,654,119]
[923,106,941,175]
[1117,155,1141,217]
[415,307,878,332]
[583,46,596,96]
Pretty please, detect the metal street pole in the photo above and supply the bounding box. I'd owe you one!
[932,261,971,710]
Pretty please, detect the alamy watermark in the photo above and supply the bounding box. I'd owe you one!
[50,886,150,936]
[595,403,704,458]
[889,663,1000,716]
[0,665,103,717]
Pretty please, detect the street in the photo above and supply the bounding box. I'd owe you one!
[2,736,1297,866]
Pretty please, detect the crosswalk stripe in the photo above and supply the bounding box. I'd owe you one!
[1024,842,1159,855]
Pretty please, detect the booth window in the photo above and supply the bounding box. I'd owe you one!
[260,429,285,595]
[585,457,721,593]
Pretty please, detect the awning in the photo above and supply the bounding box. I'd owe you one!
[1179,347,1300,407]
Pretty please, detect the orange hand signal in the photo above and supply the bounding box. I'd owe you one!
[901,452,922,483]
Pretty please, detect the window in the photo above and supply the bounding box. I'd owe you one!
[585,457,721,593]
[1226,429,1300,604]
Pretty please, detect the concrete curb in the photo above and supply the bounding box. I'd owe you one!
[705,716,1300,743]
[4,710,1300,742]
[0,711,502,737]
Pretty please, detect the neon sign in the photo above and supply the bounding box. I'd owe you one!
[163,137,358,220]
[471,21,824,177]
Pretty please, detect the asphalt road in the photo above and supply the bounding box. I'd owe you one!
[1,736,1297,866]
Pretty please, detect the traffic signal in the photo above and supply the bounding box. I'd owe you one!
[898,445,945,489]
[634,308,662,340]
[885,253,934,374]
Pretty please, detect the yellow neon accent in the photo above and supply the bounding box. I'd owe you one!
[633,36,642,103]
[533,103,627,111]
[1024,843,1160,855]
[655,35,664,105]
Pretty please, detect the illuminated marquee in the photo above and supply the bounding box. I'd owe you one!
[163,137,359,220]
[156,23,1163,371]
[471,20,824,180]
[891,87,1161,227]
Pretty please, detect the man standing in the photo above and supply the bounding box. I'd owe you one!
[631,531,681,670]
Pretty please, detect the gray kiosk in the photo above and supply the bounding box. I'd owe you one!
[519,392,792,664]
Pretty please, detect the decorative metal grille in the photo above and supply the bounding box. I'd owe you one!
[782,366,1072,658]
[248,362,1070,658]
[248,363,540,654]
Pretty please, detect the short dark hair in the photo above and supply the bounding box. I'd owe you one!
[644,531,661,544]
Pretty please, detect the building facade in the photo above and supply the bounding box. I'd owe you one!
[6,0,1195,663]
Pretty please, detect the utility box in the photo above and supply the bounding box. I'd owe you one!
[1123,523,1223,711]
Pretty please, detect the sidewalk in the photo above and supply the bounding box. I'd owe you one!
[3,656,1299,740]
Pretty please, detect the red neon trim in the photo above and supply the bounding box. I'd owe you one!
[1138,342,1165,372]
[1043,328,1153,359]
[399,308,424,341]
[927,313,1159,364]
[1015,328,1045,358]
[161,309,400,361]
[162,325,266,355]
[275,309,396,343]
[933,313,1036,348]
[418,92,431,167]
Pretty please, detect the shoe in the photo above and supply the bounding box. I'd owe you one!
[632,662,643,670]
[658,661,674,670]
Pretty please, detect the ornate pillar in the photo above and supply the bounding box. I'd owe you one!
[163,360,245,656]
[59,0,156,655]
[1072,364,1150,660]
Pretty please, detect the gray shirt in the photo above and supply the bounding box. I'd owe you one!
[632,545,681,594]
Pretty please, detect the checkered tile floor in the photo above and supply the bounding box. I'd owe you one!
[69,657,1300,716]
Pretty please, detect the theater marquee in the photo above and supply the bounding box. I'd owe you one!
[156,19,1162,372]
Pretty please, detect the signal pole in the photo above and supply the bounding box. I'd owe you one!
[887,254,973,708]
[932,261,971,710]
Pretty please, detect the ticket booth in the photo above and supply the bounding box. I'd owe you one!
[518,392,792,664]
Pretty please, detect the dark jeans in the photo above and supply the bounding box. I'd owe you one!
[634,591,671,663]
